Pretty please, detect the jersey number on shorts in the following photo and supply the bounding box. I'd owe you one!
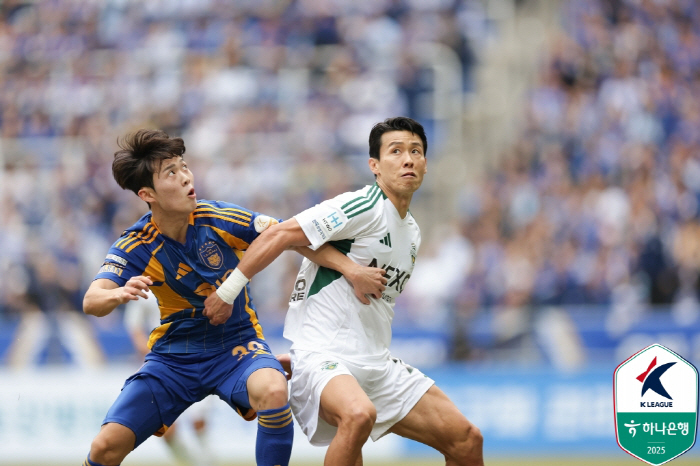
[231,340,270,361]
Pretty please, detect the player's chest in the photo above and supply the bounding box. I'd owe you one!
[157,230,239,286]
[354,227,419,296]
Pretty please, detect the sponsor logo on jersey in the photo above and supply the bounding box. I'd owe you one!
[324,211,343,230]
[379,232,392,247]
[368,258,411,294]
[98,263,124,276]
[312,219,328,240]
[106,254,127,266]
[321,361,339,371]
[199,241,224,270]
[289,277,306,302]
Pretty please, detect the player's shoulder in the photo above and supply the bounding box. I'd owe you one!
[112,213,162,256]
[337,183,387,220]
[192,199,253,227]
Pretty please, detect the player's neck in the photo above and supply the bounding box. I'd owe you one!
[150,210,190,244]
[377,181,412,218]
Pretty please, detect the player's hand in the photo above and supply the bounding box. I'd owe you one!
[276,353,292,380]
[203,292,233,326]
[346,264,387,305]
[116,276,152,303]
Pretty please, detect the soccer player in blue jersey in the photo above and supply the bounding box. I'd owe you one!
[81,129,386,466]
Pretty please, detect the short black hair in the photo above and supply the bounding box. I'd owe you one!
[112,129,186,195]
[368,117,427,160]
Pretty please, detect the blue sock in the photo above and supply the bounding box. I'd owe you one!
[84,453,114,466]
[256,404,294,466]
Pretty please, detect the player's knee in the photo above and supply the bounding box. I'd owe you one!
[90,434,129,465]
[255,380,289,410]
[340,403,376,436]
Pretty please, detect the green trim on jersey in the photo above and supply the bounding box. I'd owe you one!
[342,185,379,215]
[343,184,387,219]
[308,239,355,298]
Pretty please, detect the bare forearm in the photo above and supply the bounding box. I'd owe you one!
[237,221,310,279]
[83,287,122,317]
[238,230,293,279]
[83,276,151,317]
[213,220,310,306]
[293,244,357,277]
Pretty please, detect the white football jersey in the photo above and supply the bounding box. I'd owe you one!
[284,183,421,364]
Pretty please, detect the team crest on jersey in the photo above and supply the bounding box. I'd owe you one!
[199,241,224,270]
[410,242,417,265]
[321,361,339,371]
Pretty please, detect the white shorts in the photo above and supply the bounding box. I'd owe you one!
[289,350,434,446]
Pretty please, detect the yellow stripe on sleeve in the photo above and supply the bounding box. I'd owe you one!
[125,228,160,253]
[195,205,252,221]
[115,232,137,249]
[193,213,250,227]
[118,224,155,250]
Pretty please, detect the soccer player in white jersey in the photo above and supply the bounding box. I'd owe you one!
[204,117,484,466]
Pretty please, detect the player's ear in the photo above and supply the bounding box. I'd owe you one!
[368,157,380,176]
[138,187,156,204]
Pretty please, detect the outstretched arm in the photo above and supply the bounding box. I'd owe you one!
[203,219,308,325]
[238,219,310,279]
[202,218,388,325]
[293,245,386,305]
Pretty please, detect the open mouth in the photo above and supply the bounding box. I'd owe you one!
[187,187,196,198]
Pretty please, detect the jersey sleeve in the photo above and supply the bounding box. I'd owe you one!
[294,186,383,250]
[94,244,150,287]
[194,200,280,249]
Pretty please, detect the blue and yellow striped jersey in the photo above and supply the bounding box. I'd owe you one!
[95,200,279,354]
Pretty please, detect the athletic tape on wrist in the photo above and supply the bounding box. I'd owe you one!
[216,268,249,304]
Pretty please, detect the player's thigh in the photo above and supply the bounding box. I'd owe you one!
[388,385,474,452]
[214,340,286,413]
[319,374,376,428]
[99,377,166,451]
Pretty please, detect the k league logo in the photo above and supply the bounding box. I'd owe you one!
[638,356,675,402]
[614,344,698,465]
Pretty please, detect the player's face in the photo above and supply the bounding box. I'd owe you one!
[149,156,197,214]
[370,130,427,195]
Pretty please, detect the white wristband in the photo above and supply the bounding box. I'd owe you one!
[216,268,249,304]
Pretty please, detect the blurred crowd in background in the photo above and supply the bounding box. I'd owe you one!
[436,0,700,356]
[0,0,483,325]
[1,0,700,364]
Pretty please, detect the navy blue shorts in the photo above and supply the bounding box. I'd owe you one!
[103,338,283,448]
